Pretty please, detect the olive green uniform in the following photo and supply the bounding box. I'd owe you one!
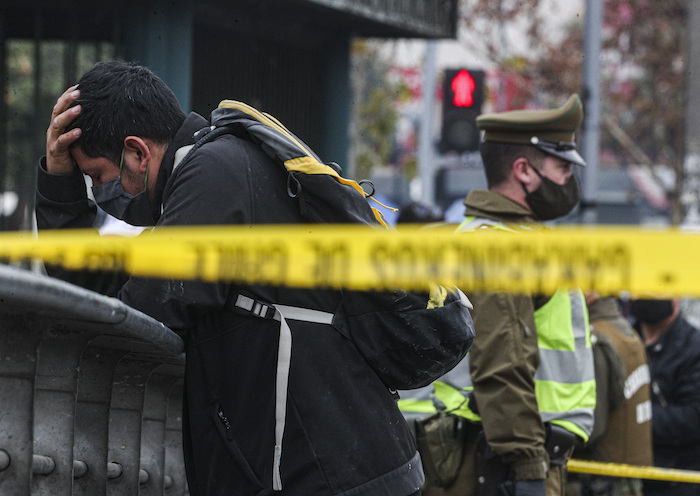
[421,189,547,496]
[464,189,549,479]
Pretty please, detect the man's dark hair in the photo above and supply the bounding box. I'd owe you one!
[67,61,186,165]
[479,141,549,188]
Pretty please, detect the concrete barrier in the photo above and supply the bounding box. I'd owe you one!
[0,265,186,496]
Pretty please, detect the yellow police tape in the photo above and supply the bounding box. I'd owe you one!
[569,459,700,483]
[1,223,700,296]
[5,224,700,482]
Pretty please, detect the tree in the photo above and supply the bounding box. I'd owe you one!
[350,40,415,181]
[459,0,687,223]
[458,0,553,109]
[598,0,686,224]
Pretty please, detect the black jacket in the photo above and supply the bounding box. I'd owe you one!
[644,315,700,472]
[36,112,425,495]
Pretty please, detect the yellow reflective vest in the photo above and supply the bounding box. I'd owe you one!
[401,216,596,442]
[533,288,595,441]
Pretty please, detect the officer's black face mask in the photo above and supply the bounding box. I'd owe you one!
[629,299,675,324]
[522,161,580,221]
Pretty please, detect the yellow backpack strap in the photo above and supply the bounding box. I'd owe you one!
[217,100,389,227]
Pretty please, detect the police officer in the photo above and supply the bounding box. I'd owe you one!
[410,95,596,496]
[568,293,652,496]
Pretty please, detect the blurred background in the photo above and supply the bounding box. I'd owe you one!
[0,0,695,232]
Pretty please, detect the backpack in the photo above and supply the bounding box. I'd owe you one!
[201,99,474,385]
[187,100,475,490]
[183,99,389,226]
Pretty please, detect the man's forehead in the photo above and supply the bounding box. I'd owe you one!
[70,147,117,173]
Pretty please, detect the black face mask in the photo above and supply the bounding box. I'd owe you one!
[629,299,674,324]
[92,177,154,226]
[523,163,580,221]
[91,147,155,227]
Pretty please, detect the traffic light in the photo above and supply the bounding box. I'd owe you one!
[440,68,484,154]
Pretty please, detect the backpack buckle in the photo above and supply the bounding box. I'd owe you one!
[234,294,277,319]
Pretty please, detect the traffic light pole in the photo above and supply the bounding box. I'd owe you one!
[418,40,438,207]
[580,0,603,224]
[683,0,700,225]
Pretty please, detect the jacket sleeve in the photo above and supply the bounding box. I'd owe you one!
[35,159,128,296]
[35,158,96,231]
[468,291,549,480]
[650,330,700,445]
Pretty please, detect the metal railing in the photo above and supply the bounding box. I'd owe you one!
[0,265,187,495]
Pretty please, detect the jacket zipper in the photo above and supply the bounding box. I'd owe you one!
[217,405,234,440]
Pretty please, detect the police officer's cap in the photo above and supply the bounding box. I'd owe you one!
[476,94,586,166]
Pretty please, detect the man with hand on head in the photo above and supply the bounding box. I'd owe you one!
[36,60,475,496]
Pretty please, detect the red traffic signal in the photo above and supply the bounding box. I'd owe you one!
[451,69,477,107]
[440,68,484,154]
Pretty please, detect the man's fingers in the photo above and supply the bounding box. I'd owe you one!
[49,127,82,154]
[46,125,81,174]
[45,85,81,174]
[48,86,80,137]
[48,103,81,137]
[50,85,79,120]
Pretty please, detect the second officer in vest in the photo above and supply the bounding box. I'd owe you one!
[418,95,596,496]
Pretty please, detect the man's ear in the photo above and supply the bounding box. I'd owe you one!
[512,157,533,185]
[123,136,151,173]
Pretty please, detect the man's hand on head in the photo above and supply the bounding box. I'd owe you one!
[46,84,82,175]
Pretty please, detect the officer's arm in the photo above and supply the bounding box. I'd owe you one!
[469,291,549,480]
